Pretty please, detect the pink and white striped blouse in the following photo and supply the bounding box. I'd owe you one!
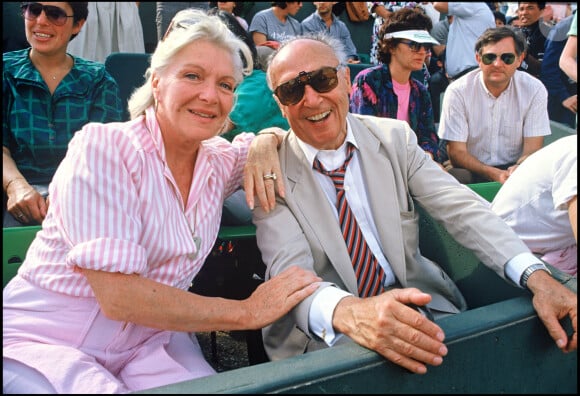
[18,106,254,296]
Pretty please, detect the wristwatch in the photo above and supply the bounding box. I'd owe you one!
[520,263,551,289]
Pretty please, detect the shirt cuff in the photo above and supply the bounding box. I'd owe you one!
[309,286,353,345]
[504,252,546,288]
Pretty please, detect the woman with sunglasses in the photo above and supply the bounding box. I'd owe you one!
[349,8,445,165]
[3,8,321,394]
[3,2,124,227]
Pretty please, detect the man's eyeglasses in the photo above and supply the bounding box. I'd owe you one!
[21,3,74,26]
[399,40,432,53]
[274,66,342,105]
[480,52,517,65]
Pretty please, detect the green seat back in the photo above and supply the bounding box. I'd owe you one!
[104,52,151,121]
[416,204,526,308]
[545,120,577,146]
[466,181,502,202]
[3,226,42,288]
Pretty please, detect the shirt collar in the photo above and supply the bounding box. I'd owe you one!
[297,118,359,170]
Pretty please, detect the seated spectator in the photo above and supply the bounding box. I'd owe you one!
[438,26,550,184]
[491,135,577,276]
[349,8,444,164]
[540,12,577,128]
[249,2,303,47]
[301,1,360,64]
[3,2,124,227]
[2,10,320,393]
[254,33,576,374]
[516,2,548,78]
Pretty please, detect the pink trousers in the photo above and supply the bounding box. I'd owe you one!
[3,276,216,394]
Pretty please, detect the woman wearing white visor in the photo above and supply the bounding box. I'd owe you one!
[349,8,445,167]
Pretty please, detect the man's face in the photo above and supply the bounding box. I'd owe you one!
[518,3,543,26]
[314,2,334,16]
[476,37,523,88]
[268,39,352,150]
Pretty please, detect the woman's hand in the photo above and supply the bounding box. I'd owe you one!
[243,266,321,329]
[5,178,48,224]
[244,128,287,213]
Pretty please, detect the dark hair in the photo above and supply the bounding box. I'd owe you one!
[21,2,88,41]
[207,8,260,70]
[272,2,288,9]
[474,26,527,56]
[517,2,546,10]
[377,8,433,65]
[493,11,506,25]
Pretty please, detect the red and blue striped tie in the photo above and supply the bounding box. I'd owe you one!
[313,144,385,297]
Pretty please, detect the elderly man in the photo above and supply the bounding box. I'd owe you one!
[253,33,576,375]
[438,26,550,184]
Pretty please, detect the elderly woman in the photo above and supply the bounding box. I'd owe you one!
[3,9,320,394]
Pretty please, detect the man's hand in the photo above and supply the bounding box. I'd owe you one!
[526,270,577,353]
[333,288,447,374]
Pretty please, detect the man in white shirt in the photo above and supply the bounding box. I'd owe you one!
[438,26,550,184]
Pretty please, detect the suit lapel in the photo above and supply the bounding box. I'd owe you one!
[350,116,407,284]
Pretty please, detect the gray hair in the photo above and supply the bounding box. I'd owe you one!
[128,9,253,120]
[265,33,348,91]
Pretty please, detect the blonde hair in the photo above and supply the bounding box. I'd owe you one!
[128,9,253,120]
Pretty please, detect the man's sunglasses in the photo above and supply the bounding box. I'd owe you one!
[21,3,74,26]
[480,52,517,65]
[399,40,432,53]
[274,66,342,106]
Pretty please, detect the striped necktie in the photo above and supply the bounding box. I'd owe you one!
[313,144,385,297]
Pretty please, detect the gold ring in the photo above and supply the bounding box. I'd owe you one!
[263,173,277,181]
[17,213,24,219]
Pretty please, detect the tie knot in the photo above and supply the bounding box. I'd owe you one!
[313,144,355,175]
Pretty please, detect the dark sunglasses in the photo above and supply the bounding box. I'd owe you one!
[399,40,432,53]
[274,66,342,106]
[481,52,517,65]
[21,3,74,26]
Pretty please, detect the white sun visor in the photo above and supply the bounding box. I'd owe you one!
[383,29,440,45]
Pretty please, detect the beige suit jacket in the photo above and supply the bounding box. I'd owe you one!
[253,113,530,361]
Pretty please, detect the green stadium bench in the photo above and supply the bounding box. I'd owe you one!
[3,225,42,288]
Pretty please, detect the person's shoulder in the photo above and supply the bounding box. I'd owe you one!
[3,48,29,69]
[70,55,118,84]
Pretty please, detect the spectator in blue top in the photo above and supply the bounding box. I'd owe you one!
[349,8,444,164]
[3,2,124,227]
[301,1,360,64]
[249,2,303,47]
